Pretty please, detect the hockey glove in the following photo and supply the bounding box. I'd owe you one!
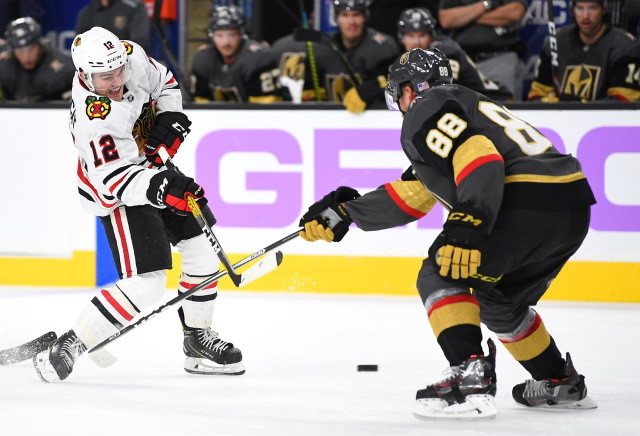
[298,186,361,242]
[145,111,192,167]
[343,76,387,114]
[428,205,488,280]
[147,169,206,216]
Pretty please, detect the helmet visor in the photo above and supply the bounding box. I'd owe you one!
[91,62,131,93]
[384,87,400,111]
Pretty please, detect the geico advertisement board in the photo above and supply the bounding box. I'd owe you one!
[0,108,638,300]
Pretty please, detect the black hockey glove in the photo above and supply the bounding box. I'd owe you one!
[145,111,192,167]
[298,186,361,242]
[147,169,207,216]
[428,205,488,280]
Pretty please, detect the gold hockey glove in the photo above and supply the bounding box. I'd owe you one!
[299,186,361,242]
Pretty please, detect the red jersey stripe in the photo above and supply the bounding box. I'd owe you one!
[456,154,504,185]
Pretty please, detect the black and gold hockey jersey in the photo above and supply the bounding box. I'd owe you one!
[431,34,513,100]
[271,34,334,101]
[345,85,595,232]
[325,28,399,101]
[0,45,75,101]
[529,25,640,102]
[191,39,282,103]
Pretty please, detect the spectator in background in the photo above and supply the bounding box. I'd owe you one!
[367,0,439,37]
[327,0,399,113]
[397,7,513,100]
[438,0,527,100]
[0,17,75,100]
[191,5,282,103]
[529,0,640,102]
[76,0,150,51]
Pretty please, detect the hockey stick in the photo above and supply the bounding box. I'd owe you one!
[0,331,57,366]
[158,147,259,288]
[293,27,362,86]
[547,0,561,94]
[299,0,322,101]
[88,230,299,367]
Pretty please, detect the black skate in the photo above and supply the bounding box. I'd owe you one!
[33,330,86,383]
[414,339,498,420]
[512,352,597,409]
[183,327,244,375]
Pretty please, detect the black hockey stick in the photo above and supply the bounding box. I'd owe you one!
[547,0,561,94]
[0,331,57,366]
[293,27,362,85]
[158,147,262,287]
[298,0,322,101]
[88,229,299,367]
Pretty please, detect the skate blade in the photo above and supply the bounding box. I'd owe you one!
[414,394,498,420]
[32,351,60,383]
[517,396,598,410]
[184,357,245,375]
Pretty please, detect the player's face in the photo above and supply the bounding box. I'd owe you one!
[573,2,604,37]
[398,84,416,113]
[92,65,126,101]
[13,44,41,70]
[212,29,243,59]
[401,31,432,51]
[337,10,366,40]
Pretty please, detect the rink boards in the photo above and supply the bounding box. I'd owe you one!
[0,107,638,302]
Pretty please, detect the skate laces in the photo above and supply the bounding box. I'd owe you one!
[198,329,230,353]
[59,336,86,370]
[523,378,560,400]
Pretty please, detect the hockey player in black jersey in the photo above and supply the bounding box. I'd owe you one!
[397,7,513,101]
[191,5,282,103]
[529,0,640,102]
[328,0,399,113]
[0,17,75,100]
[299,48,598,419]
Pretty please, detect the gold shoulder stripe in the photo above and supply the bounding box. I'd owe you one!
[504,172,586,184]
[453,135,502,183]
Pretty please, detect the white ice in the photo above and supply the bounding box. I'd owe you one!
[0,287,638,436]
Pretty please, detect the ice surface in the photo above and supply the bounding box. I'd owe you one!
[0,287,638,436]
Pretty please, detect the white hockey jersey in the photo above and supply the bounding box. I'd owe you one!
[69,39,183,216]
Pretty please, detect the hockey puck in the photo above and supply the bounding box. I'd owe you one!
[357,364,378,372]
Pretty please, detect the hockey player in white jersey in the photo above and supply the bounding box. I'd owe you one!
[33,27,244,382]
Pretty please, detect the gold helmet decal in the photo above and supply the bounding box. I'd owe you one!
[73,37,82,46]
[85,96,111,120]
[400,51,410,64]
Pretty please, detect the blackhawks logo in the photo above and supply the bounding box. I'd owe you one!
[122,40,133,55]
[85,96,111,120]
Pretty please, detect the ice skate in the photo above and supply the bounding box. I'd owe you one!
[33,330,86,383]
[512,352,597,409]
[414,339,497,420]
[183,327,244,375]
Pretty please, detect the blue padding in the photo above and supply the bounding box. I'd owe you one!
[96,217,119,287]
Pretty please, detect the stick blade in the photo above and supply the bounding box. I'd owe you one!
[238,251,284,287]
[0,331,57,365]
[293,27,323,43]
[88,347,118,368]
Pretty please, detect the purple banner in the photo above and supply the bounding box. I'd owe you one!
[195,125,638,232]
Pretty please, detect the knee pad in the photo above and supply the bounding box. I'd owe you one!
[74,270,167,348]
[176,233,218,276]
